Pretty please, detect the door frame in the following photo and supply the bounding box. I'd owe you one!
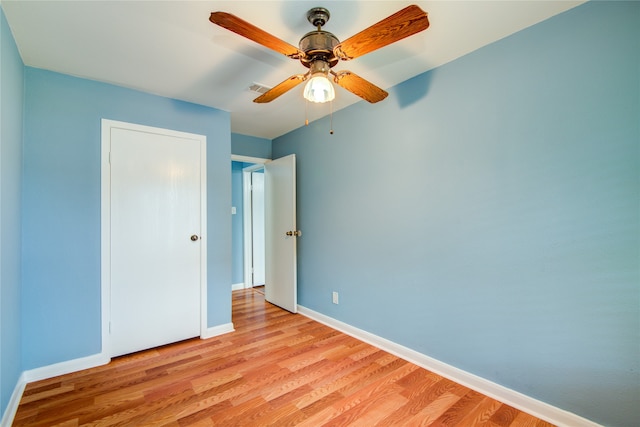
[231,155,270,289]
[243,163,265,289]
[101,119,207,357]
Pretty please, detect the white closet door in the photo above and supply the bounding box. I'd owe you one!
[109,126,202,357]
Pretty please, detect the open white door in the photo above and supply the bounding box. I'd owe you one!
[265,154,298,313]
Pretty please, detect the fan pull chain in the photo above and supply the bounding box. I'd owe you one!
[329,100,334,135]
[305,99,309,126]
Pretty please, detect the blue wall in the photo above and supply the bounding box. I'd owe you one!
[231,133,272,159]
[21,68,232,370]
[273,2,639,426]
[0,7,24,419]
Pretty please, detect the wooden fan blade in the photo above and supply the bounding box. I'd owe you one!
[334,5,429,61]
[254,74,307,103]
[332,71,388,103]
[210,12,302,59]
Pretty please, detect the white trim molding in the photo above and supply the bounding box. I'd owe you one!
[0,320,233,426]
[297,305,603,427]
[1,353,109,427]
[0,373,26,427]
[231,154,270,164]
[22,353,110,384]
[201,322,235,340]
[232,282,247,291]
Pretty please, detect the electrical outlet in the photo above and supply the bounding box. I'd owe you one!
[332,291,339,304]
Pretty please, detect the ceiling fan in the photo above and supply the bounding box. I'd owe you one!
[209,5,429,104]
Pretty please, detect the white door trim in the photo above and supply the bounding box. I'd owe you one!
[101,119,207,358]
[242,168,255,289]
[231,154,270,164]
[242,165,267,288]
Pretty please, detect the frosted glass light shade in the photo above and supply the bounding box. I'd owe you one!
[303,73,335,103]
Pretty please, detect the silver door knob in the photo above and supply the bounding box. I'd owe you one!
[190,235,199,241]
[286,230,302,237]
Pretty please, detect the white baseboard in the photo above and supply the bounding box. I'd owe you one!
[22,352,110,384]
[1,372,26,427]
[1,352,109,427]
[0,324,235,427]
[231,282,247,291]
[297,305,602,427]
[201,322,235,339]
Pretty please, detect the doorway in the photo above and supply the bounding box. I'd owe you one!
[231,155,269,292]
[244,164,266,291]
[230,154,298,313]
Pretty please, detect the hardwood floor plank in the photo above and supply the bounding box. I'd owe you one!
[375,375,455,426]
[260,360,334,402]
[490,403,522,426]
[336,388,408,427]
[195,396,265,426]
[429,389,487,426]
[19,384,75,405]
[510,411,551,427]
[13,289,556,426]
[402,392,465,427]
[293,352,388,410]
[453,397,503,426]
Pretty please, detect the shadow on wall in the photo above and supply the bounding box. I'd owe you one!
[392,70,433,109]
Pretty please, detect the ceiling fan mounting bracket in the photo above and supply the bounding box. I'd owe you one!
[306,7,330,28]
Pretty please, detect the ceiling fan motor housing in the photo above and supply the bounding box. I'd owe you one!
[299,30,339,68]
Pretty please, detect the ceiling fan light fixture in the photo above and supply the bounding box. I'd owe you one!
[303,73,335,103]
[303,59,335,103]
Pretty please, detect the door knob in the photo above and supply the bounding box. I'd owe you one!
[286,230,302,237]
[190,235,199,241]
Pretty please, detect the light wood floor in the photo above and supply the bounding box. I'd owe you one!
[13,289,555,426]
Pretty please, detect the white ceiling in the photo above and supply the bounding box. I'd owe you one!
[2,0,584,139]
